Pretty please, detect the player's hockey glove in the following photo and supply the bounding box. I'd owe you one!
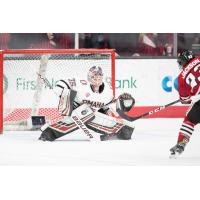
[180,96,192,104]
[117,93,135,112]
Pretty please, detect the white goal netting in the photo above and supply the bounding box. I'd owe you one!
[3,49,115,131]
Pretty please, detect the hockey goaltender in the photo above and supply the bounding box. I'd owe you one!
[39,66,135,141]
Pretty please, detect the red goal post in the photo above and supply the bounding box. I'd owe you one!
[0,50,3,134]
[0,49,115,133]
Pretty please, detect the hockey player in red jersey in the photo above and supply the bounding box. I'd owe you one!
[38,66,135,141]
[170,50,200,157]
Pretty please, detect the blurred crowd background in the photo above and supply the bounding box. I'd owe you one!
[0,33,199,57]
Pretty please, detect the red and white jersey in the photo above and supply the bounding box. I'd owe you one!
[178,56,200,101]
[66,78,114,111]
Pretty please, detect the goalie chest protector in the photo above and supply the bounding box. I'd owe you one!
[69,79,114,111]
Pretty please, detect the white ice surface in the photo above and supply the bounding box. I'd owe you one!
[1,118,200,165]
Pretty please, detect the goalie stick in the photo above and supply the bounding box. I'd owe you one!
[116,99,180,122]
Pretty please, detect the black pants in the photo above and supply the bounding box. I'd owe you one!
[187,100,200,124]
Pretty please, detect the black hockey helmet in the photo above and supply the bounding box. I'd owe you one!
[177,50,195,69]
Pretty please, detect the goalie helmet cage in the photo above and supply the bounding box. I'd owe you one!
[0,49,115,133]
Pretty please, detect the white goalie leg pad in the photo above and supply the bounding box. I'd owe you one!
[71,104,100,141]
[41,116,78,135]
[40,104,99,140]
[41,104,95,135]
[71,104,95,122]
[88,112,134,135]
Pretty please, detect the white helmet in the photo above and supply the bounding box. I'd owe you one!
[87,66,103,86]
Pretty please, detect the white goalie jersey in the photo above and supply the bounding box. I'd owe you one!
[55,78,115,115]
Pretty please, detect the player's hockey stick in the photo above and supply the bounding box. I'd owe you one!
[116,99,180,122]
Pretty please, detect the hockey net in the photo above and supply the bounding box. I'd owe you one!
[0,49,115,132]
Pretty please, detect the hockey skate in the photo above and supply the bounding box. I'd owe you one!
[169,139,188,158]
[38,126,57,141]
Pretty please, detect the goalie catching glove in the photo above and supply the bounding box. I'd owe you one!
[117,93,135,112]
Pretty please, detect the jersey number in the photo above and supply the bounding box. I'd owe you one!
[186,64,200,88]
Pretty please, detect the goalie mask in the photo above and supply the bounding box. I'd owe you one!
[87,66,104,87]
